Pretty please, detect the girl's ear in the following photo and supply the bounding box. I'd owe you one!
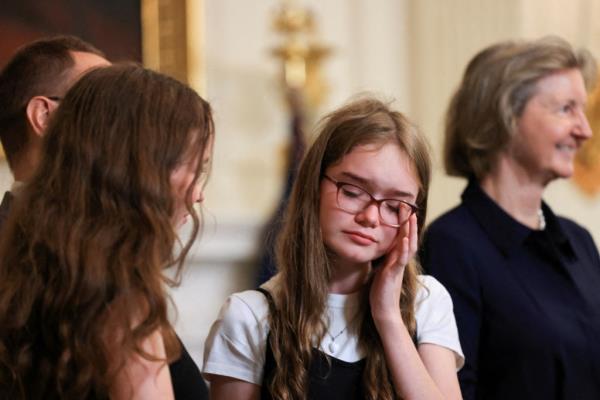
[25,96,58,137]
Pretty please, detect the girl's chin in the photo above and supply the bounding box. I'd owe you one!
[325,241,386,266]
[335,251,383,267]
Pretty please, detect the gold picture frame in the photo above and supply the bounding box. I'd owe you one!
[141,0,205,94]
[574,75,600,196]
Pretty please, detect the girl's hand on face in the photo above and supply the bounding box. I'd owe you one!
[369,213,418,326]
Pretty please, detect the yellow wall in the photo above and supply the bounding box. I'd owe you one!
[199,0,600,243]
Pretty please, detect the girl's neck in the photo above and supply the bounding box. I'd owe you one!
[480,157,545,230]
[328,260,370,294]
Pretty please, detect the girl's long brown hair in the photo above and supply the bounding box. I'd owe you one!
[0,64,214,399]
[267,97,431,400]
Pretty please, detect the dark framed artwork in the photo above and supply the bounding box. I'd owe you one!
[0,0,198,90]
[0,0,201,158]
[0,0,142,66]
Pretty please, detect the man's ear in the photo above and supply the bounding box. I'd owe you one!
[25,96,58,137]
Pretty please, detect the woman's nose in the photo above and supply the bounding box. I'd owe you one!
[573,109,592,141]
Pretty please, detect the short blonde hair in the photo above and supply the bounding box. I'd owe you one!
[444,36,597,179]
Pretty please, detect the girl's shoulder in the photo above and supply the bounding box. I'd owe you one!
[218,289,270,333]
[202,279,281,384]
[415,274,450,303]
[212,275,281,335]
[414,274,456,331]
[414,274,465,368]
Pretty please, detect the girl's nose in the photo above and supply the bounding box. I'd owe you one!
[355,202,380,228]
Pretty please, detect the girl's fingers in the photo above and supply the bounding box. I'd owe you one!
[398,236,410,266]
[397,214,418,265]
[383,246,399,270]
[400,211,411,241]
[381,214,419,272]
[409,214,419,256]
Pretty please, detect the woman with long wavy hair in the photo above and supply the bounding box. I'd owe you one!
[0,64,214,399]
[203,97,463,399]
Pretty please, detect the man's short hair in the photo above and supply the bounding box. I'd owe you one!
[0,35,105,167]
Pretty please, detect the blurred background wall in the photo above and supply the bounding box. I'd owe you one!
[2,0,600,368]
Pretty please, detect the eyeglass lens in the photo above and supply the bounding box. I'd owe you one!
[337,184,413,226]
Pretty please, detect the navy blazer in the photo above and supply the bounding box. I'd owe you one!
[422,181,600,400]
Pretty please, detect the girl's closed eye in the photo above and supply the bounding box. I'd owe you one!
[341,185,363,198]
[384,201,401,214]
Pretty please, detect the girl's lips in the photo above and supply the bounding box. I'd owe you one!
[344,230,377,245]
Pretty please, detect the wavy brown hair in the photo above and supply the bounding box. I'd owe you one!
[0,64,214,399]
[267,96,431,399]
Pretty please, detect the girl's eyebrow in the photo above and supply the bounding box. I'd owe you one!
[339,171,415,199]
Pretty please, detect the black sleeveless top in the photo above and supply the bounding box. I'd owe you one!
[169,335,209,400]
[256,288,367,400]
[7,336,207,399]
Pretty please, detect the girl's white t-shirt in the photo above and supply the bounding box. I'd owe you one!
[202,274,464,385]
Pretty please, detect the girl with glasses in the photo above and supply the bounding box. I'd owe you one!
[203,97,463,400]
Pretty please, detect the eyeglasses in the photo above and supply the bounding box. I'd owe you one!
[46,96,62,102]
[323,175,418,227]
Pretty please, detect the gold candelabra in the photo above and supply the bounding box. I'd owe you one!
[270,0,331,110]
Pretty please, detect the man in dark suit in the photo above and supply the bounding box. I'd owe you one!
[0,35,109,227]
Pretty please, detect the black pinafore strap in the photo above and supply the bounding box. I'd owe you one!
[255,288,367,400]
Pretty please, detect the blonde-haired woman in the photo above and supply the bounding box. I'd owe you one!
[204,97,464,400]
[422,36,600,400]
